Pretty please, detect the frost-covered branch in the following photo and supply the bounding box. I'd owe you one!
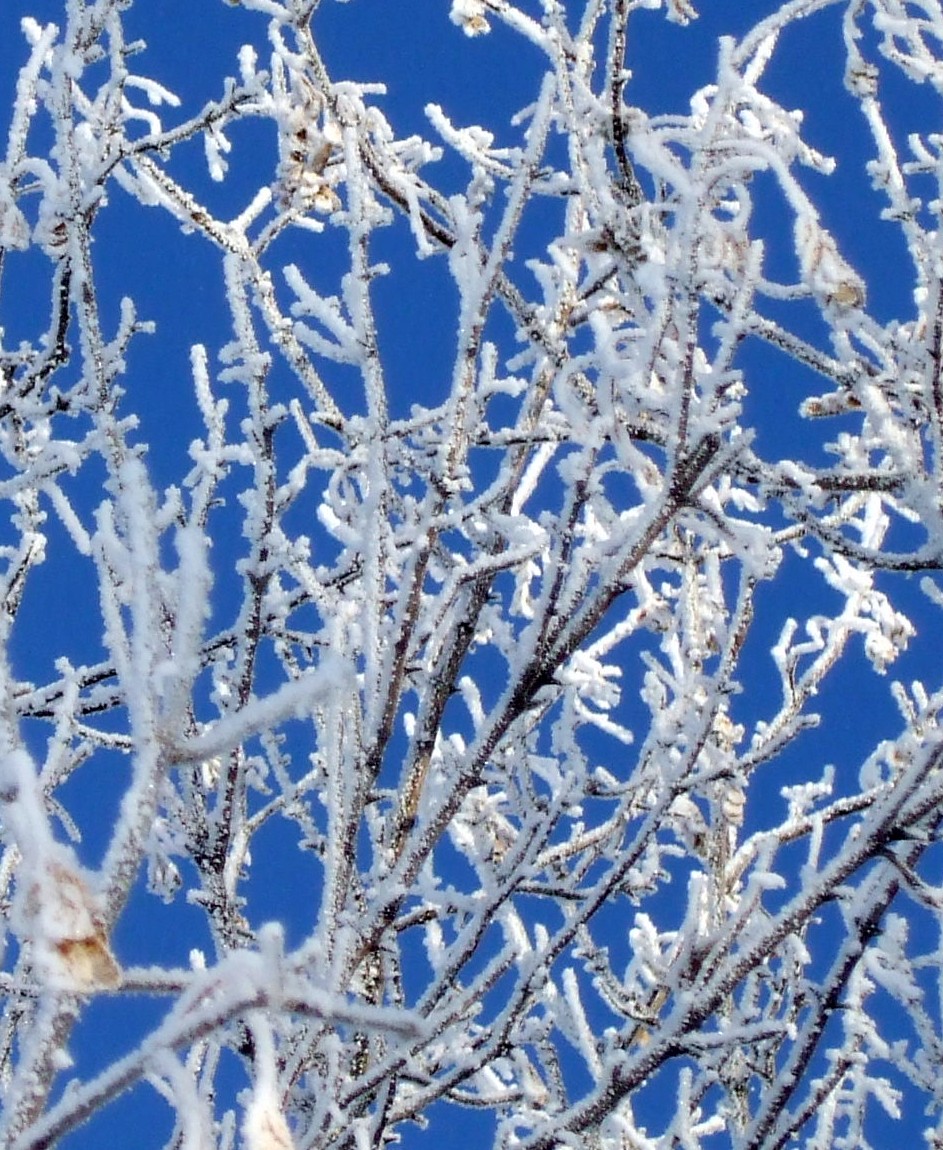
[2,1,943,1148]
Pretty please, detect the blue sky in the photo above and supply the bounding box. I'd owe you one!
[2,1,942,1147]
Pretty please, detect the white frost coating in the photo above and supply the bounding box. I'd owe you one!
[180,657,349,762]
[3,2,943,1148]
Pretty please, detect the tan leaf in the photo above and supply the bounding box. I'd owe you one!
[54,934,122,991]
[29,858,121,990]
[245,1098,295,1150]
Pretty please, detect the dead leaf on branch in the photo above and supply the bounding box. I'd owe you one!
[23,857,121,991]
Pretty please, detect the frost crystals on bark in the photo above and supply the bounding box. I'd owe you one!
[2,1,943,1148]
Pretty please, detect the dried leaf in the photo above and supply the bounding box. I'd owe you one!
[245,1098,295,1150]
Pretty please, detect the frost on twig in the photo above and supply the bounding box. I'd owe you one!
[2,1,943,1148]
